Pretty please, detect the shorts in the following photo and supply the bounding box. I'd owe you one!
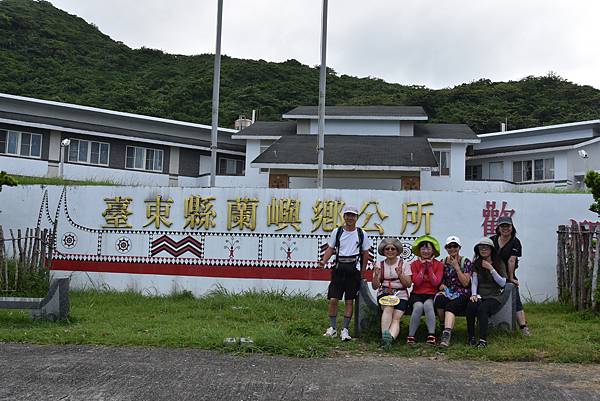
[408,293,434,307]
[434,294,469,316]
[377,294,409,311]
[327,262,361,301]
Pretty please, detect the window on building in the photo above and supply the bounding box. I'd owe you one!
[465,165,482,180]
[0,130,42,158]
[126,146,163,172]
[218,157,244,176]
[512,158,554,182]
[67,139,109,165]
[431,150,450,176]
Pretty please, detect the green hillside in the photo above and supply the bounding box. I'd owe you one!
[1,0,599,133]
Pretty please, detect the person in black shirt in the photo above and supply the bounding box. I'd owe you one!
[490,216,530,336]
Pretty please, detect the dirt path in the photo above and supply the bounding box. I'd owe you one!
[1,343,599,401]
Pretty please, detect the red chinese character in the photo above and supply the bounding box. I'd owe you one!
[482,201,515,236]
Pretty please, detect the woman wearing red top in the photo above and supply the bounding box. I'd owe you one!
[407,235,444,345]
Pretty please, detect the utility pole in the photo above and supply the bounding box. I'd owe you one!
[316,0,328,189]
[210,0,224,187]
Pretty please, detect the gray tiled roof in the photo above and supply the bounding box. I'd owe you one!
[473,137,592,156]
[0,110,244,152]
[252,135,437,167]
[414,123,478,140]
[232,121,297,138]
[283,106,428,119]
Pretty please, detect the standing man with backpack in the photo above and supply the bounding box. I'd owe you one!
[318,205,371,341]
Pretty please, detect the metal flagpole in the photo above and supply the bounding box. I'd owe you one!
[210,0,224,187]
[317,0,328,189]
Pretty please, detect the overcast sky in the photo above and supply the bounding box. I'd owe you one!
[48,0,600,89]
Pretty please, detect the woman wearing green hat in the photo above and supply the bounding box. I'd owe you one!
[407,235,443,345]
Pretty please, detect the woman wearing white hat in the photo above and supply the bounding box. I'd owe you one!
[371,238,412,349]
[434,235,472,347]
[467,237,507,348]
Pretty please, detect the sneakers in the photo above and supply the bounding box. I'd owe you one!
[521,325,531,337]
[426,335,437,346]
[476,339,488,348]
[381,330,393,351]
[440,330,452,347]
[469,337,478,346]
[323,327,337,337]
[340,328,352,341]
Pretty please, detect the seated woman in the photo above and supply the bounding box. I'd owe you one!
[407,235,443,345]
[371,238,412,349]
[434,235,472,347]
[467,237,507,348]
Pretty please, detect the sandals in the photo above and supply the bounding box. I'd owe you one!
[406,336,416,345]
[426,335,437,346]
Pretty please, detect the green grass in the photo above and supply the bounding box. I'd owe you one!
[12,175,118,186]
[0,290,598,362]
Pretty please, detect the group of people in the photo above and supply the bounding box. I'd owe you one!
[319,205,529,348]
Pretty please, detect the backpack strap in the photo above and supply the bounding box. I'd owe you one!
[334,226,344,262]
[357,227,365,266]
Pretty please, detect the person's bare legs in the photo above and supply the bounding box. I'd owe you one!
[444,311,456,330]
[381,306,393,334]
[389,310,404,338]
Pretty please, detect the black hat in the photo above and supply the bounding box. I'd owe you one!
[496,216,513,226]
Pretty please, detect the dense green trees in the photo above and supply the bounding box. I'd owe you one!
[1,0,599,132]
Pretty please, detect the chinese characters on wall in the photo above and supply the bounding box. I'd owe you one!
[100,195,435,235]
[482,200,515,235]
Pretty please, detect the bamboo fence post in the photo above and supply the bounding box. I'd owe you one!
[0,225,3,290]
[40,229,47,270]
[571,222,579,308]
[592,226,600,311]
[26,227,34,272]
[9,229,18,291]
[556,225,565,299]
[32,227,40,272]
[16,228,24,264]
[584,229,592,309]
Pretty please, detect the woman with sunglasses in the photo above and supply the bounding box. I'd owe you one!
[435,235,472,347]
[467,237,507,348]
[372,238,412,349]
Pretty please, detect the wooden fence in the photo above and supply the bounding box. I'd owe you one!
[557,224,600,311]
[0,226,55,292]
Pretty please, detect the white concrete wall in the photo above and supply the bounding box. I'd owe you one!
[419,143,467,190]
[2,185,597,301]
[62,164,170,186]
[0,156,48,176]
[307,120,402,136]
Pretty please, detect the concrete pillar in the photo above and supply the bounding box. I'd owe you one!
[47,130,62,177]
[168,146,179,187]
